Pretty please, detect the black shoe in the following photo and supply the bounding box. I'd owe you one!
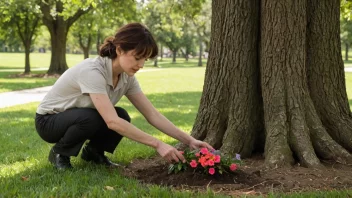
[81,145,121,168]
[48,148,73,170]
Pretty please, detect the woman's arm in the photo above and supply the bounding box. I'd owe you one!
[127,92,213,150]
[90,93,185,163]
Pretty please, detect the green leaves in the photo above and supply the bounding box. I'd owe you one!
[168,161,188,174]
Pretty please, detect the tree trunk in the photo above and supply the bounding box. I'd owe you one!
[198,36,203,67]
[96,29,101,54]
[172,50,177,63]
[154,57,158,67]
[47,26,69,74]
[191,0,352,167]
[79,33,92,59]
[160,44,163,61]
[192,0,262,158]
[24,43,31,74]
[346,43,349,61]
[307,0,352,156]
[40,1,91,74]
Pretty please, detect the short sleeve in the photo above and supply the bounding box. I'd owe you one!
[125,76,142,95]
[78,68,107,94]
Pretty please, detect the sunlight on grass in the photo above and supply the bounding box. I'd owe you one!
[0,67,214,197]
[0,53,351,197]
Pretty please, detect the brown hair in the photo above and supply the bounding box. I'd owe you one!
[99,23,158,59]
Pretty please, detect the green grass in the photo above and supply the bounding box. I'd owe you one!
[0,67,228,197]
[0,52,205,93]
[0,52,203,69]
[347,73,352,109]
[0,53,95,69]
[0,53,351,197]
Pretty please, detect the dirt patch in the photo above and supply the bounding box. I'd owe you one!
[121,155,352,196]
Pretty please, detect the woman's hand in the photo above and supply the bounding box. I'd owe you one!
[156,142,185,163]
[189,139,214,150]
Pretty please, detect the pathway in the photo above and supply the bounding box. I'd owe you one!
[0,68,162,108]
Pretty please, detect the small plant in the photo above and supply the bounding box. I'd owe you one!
[168,147,241,175]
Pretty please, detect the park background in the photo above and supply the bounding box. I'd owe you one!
[0,0,352,197]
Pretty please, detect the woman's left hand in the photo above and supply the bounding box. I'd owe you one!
[189,139,214,150]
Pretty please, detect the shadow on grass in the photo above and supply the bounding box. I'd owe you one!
[0,160,154,197]
[0,71,49,78]
[0,92,203,196]
[0,91,202,163]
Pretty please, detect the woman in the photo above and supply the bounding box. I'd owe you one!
[35,23,212,170]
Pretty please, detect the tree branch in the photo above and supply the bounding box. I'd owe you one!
[39,0,54,28]
[67,4,93,28]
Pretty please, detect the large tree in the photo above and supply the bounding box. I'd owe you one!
[191,0,352,167]
[39,0,92,74]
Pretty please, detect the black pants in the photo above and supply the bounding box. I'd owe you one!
[35,107,130,157]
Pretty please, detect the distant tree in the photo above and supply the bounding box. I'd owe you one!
[340,18,352,61]
[70,0,138,59]
[0,0,41,74]
[39,0,93,74]
[173,0,211,66]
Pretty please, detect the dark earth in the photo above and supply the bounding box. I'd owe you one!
[121,154,352,197]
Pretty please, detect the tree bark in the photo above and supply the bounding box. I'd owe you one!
[96,29,101,54]
[78,33,92,59]
[40,0,91,74]
[172,50,177,63]
[160,44,163,61]
[198,36,203,67]
[192,0,262,158]
[307,0,352,155]
[192,0,352,167]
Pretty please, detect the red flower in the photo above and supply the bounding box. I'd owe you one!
[207,160,215,166]
[214,155,220,163]
[208,168,215,175]
[230,163,237,171]
[190,160,197,168]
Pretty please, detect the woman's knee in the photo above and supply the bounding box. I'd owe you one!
[115,107,131,123]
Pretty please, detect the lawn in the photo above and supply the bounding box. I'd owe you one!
[0,53,205,93]
[0,53,351,197]
[0,67,222,197]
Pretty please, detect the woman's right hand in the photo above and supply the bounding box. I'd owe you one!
[156,142,185,163]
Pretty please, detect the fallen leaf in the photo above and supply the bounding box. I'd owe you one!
[21,176,29,181]
[104,186,114,191]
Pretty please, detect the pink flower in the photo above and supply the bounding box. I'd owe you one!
[195,153,200,157]
[207,160,215,166]
[200,148,208,155]
[230,163,237,171]
[190,160,198,168]
[214,155,220,163]
[208,168,215,175]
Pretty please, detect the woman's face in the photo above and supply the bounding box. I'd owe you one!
[117,49,146,76]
